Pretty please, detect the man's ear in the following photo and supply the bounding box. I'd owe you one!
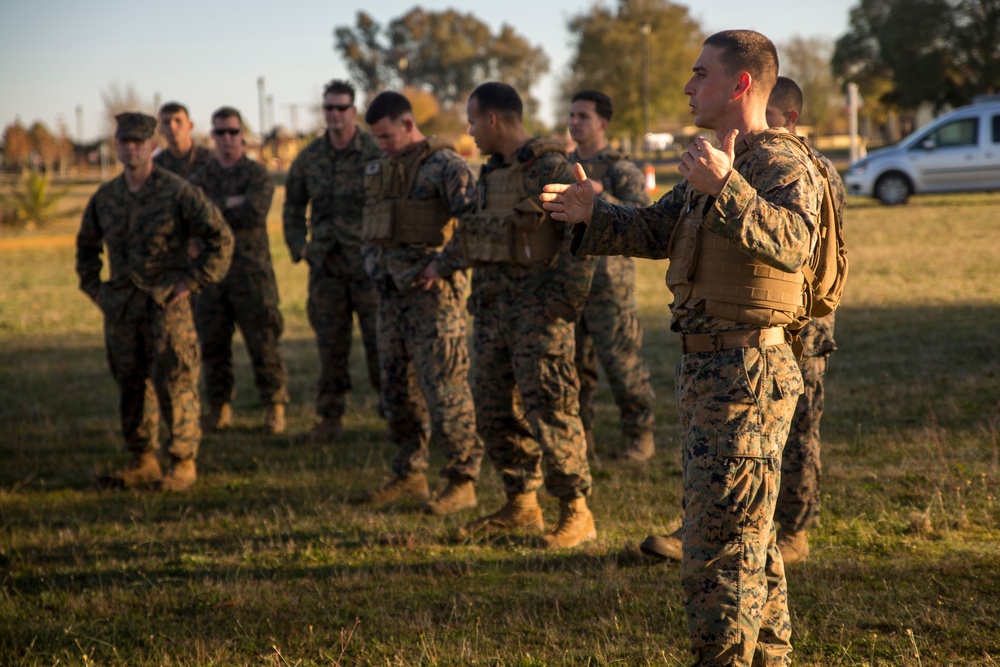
[734,72,752,100]
[786,109,800,126]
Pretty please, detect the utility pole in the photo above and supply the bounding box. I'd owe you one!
[640,22,651,155]
[257,76,266,141]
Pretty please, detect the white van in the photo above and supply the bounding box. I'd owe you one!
[845,97,1000,204]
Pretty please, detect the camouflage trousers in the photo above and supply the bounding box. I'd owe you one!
[677,343,803,667]
[473,295,591,499]
[103,287,202,461]
[307,249,380,420]
[195,271,288,408]
[775,353,829,532]
[378,274,483,482]
[575,255,656,438]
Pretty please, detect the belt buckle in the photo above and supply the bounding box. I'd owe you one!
[711,333,724,352]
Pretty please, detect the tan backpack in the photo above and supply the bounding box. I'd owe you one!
[771,131,849,333]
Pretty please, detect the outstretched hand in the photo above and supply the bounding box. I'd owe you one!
[677,130,738,197]
[540,163,595,224]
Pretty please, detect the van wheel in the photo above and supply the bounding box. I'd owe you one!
[875,173,911,205]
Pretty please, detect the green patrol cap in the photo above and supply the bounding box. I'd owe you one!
[115,112,157,140]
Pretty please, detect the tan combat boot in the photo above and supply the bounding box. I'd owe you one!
[157,459,197,492]
[639,526,683,561]
[459,492,546,538]
[424,479,477,516]
[620,431,655,463]
[539,496,597,548]
[296,417,342,444]
[777,529,810,565]
[265,403,286,435]
[202,402,233,433]
[98,451,163,489]
[365,472,430,506]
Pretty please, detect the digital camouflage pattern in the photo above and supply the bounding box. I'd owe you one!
[776,147,846,532]
[437,138,597,499]
[283,129,382,420]
[365,143,483,482]
[569,147,656,441]
[153,145,214,180]
[190,155,288,409]
[76,167,234,460]
[574,130,823,663]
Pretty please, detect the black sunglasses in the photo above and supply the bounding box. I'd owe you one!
[323,103,353,112]
[212,128,241,136]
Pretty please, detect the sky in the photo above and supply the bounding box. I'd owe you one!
[0,0,856,143]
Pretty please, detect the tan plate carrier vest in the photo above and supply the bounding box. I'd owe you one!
[462,139,565,265]
[664,130,809,328]
[362,137,457,247]
[579,149,625,184]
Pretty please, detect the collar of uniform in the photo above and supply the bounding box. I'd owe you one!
[325,125,364,154]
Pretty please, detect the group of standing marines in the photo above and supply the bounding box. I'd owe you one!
[76,27,844,666]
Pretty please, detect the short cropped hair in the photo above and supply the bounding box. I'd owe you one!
[470,82,523,121]
[159,101,189,118]
[323,79,355,103]
[703,30,779,95]
[211,106,243,125]
[572,90,614,121]
[365,91,412,125]
[769,76,804,117]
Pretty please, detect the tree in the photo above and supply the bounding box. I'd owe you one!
[833,0,1000,113]
[100,81,150,139]
[28,122,58,171]
[779,37,841,136]
[2,121,32,171]
[563,0,704,140]
[334,8,550,120]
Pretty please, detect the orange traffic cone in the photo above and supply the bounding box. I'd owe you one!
[644,163,656,195]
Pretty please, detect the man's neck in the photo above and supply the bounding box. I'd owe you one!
[217,152,242,169]
[497,126,531,164]
[167,140,193,158]
[715,105,769,142]
[123,162,153,192]
[328,125,356,151]
[573,138,607,161]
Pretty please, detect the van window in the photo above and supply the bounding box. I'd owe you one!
[919,118,978,149]
[993,115,1000,143]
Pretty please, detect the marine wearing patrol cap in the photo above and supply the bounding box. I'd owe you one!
[115,112,157,140]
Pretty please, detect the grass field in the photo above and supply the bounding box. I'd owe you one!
[1,183,999,666]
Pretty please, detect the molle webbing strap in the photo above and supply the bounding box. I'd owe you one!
[690,230,806,310]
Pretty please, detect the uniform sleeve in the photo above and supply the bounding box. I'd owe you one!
[530,152,597,317]
[572,181,687,260]
[181,185,234,287]
[282,154,310,262]
[225,162,274,230]
[441,153,478,218]
[704,152,819,273]
[602,160,652,207]
[75,196,104,301]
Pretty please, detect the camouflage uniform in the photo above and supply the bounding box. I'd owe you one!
[569,147,656,443]
[153,144,214,180]
[76,167,234,463]
[190,155,288,411]
[437,138,597,499]
[363,139,483,482]
[775,149,846,533]
[573,130,823,665]
[283,128,381,422]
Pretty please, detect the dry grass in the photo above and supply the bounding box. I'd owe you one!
[1,184,999,665]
